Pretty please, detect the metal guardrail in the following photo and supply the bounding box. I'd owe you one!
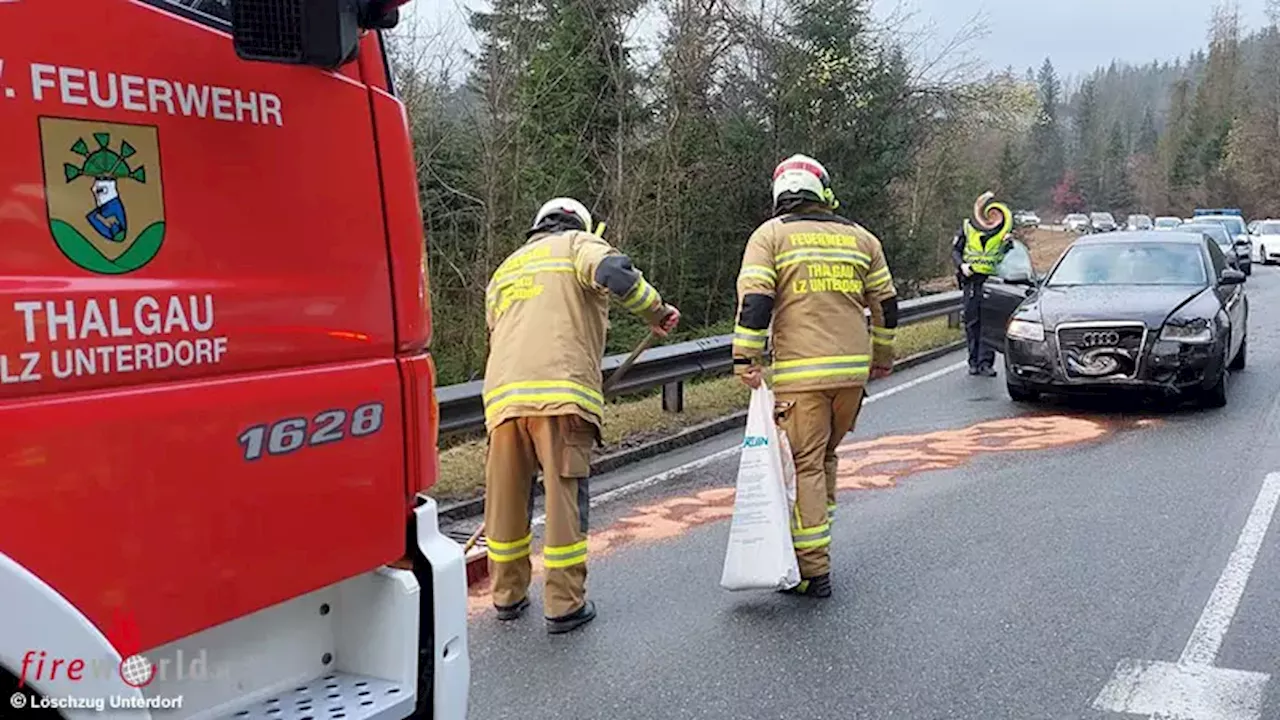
[436,290,964,435]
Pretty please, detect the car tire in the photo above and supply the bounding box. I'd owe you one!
[1244,262,1252,276]
[1006,381,1038,403]
[1200,364,1228,409]
[1230,335,1247,371]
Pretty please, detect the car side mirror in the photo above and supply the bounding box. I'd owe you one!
[1220,268,1246,285]
[230,0,398,69]
[1003,270,1036,286]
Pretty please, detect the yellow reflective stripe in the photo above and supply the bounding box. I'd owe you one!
[543,540,588,569]
[775,249,871,270]
[739,265,778,287]
[487,533,533,551]
[871,326,896,347]
[773,355,870,369]
[866,267,892,289]
[484,380,604,404]
[483,381,605,421]
[733,325,768,350]
[490,259,576,290]
[773,355,870,384]
[487,533,533,563]
[778,247,871,264]
[622,280,658,313]
[827,503,837,522]
[488,547,531,563]
[792,522,831,550]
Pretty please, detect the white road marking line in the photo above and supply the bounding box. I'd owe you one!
[530,359,970,526]
[1092,660,1268,720]
[1092,472,1280,719]
[1180,472,1280,665]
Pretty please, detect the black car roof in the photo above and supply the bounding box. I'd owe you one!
[1072,230,1208,246]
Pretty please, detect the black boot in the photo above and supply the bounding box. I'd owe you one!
[780,573,832,598]
[547,600,597,634]
[495,597,529,621]
[976,365,998,377]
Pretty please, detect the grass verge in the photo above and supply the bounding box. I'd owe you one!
[432,316,963,501]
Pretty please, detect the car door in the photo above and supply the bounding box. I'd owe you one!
[980,239,1038,351]
[1205,239,1244,356]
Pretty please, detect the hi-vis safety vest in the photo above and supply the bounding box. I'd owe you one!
[481,230,666,433]
[962,208,1013,276]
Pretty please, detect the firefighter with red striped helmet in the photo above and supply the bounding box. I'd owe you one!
[732,155,899,597]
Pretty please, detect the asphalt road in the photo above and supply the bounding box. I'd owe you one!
[464,266,1280,720]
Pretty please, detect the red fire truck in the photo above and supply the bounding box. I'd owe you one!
[1,1,470,718]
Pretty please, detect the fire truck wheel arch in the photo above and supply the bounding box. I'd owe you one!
[0,551,151,716]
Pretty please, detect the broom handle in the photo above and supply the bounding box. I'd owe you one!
[603,330,659,395]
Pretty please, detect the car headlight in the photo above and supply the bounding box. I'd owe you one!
[1160,319,1212,344]
[1007,319,1045,342]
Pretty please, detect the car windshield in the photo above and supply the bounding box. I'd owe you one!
[1199,216,1246,235]
[1256,221,1280,234]
[1182,224,1231,246]
[1155,217,1181,227]
[1047,242,1207,286]
[1091,213,1114,222]
[1066,214,1087,221]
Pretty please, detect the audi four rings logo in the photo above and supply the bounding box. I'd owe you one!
[1081,331,1121,347]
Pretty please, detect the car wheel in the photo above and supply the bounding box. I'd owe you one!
[1200,364,1228,409]
[1230,335,1247,371]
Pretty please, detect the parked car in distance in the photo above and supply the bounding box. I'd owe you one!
[1251,219,1280,265]
[1090,212,1119,232]
[1064,213,1091,233]
[1155,216,1183,230]
[1126,214,1154,231]
[1014,210,1041,228]
[1182,222,1251,275]
[1193,214,1252,275]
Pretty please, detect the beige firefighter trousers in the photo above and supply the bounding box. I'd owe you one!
[484,414,595,619]
[775,387,865,578]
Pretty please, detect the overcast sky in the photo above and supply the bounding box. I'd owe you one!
[402,0,1271,78]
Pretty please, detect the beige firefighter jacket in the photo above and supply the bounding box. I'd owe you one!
[732,207,898,392]
[482,229,667,433]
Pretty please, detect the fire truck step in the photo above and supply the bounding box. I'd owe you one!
[214,672,413,720]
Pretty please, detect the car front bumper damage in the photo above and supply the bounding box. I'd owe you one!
[1005,335,1221,397]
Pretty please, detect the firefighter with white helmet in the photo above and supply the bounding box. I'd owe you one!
[481,197,680,633]
[732,155,899,597]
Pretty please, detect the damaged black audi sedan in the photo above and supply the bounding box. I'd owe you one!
[980,231,1248,407]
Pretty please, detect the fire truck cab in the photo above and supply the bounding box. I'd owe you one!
[0,1,469,718]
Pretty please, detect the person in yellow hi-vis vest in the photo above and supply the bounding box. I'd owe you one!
[482,197,680,633]
[951,191,1015,376]
[732,155,899,598]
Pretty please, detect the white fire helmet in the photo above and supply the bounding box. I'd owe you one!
[772,154,832,208]
[532,197,593,233]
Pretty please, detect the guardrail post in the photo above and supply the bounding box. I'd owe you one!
[662,381,684,413]
[948,310,961,328]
